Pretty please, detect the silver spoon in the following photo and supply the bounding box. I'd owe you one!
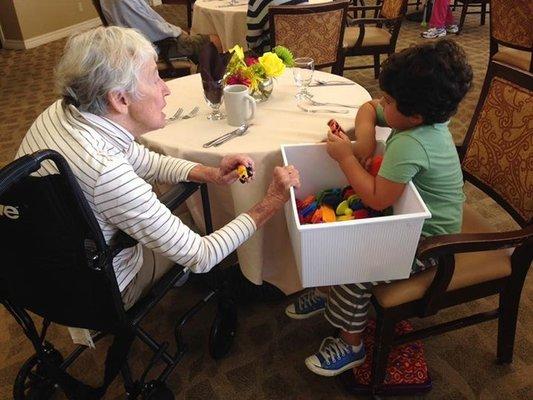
[213,124,250,147]
[203,124,248,148]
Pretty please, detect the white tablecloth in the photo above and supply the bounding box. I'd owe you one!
[191,0,329,51]
[140,69,372,294]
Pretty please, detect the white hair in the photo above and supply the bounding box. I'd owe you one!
[55,26,157,115]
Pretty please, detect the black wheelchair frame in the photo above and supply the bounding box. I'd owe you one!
[0,150,238,399]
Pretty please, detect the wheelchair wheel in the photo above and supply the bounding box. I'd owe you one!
[13,349,63,400]
[208,301,237,359]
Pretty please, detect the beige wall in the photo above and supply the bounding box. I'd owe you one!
[0,0,98,42]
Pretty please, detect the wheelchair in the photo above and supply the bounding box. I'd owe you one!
[0,150,238,399]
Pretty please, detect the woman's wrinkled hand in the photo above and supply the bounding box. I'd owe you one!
[266,165,301,205]
[216,154,255,185]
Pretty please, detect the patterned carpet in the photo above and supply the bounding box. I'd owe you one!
[0,3,531,399]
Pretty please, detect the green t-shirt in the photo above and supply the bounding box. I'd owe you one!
[376,105,465,237]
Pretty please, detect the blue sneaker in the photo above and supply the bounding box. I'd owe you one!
[285,289,327,319]
[305,337,366,377]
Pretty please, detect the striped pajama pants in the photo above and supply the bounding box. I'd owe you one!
[324,257,438,333]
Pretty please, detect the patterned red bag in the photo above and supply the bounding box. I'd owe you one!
[339,320,432,396]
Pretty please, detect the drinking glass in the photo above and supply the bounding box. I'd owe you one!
[202,79,225,120]
[292,57,314,99]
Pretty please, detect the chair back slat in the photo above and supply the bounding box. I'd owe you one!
[490,0,533,50]
[461,62,533,227]
[269,1,349,70]
[380,0,406,19]
[0,151,126,332]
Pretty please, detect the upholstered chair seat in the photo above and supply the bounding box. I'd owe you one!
[343,26,392,48]
[373,205,513,308]
[340,0,408,78]
[492,47,532,72]
[489,0,532,72]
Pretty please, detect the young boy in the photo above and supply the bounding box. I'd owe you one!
[285,39,473,377]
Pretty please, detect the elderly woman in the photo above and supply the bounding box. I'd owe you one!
[15,26,300,309]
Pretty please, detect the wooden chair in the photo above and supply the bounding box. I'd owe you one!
[162,0,194,29]
[341,0,408,78]
[363,61,533,396]
[490,0,533,73]
[452,0,490,33]
[268,1,350,76]
[91,0,194,80]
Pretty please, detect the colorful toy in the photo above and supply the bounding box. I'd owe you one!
[296,185,391,225]
[327,119,346,137]
[236,164,254,183]
[321,206,336,223]
[369,155,383,177]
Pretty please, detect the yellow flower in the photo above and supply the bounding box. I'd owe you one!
[258,52,285,77]
[229,45,245,61]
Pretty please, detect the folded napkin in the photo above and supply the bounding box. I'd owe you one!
[199,43,230,103]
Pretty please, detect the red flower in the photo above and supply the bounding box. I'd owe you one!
[245,56,258,66]
[226,73,251,87]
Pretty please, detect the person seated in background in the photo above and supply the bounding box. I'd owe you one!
[16,26,300,310]
[99,0,222,63]
[285,40,473,377]
[246,0,308,54]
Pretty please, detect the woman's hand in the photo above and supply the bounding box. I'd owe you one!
[215,154,255,185]
[247,165,300,228]
[266,165,301,205]
[326,131,354,164]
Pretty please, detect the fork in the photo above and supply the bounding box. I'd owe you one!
[180,106,199,120]
[166,107,183,122]
[297,103,349,114]
[302,95,357,109]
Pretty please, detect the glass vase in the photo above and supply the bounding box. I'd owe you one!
[250,77,273,103]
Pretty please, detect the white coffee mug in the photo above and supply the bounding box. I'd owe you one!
[223,84,256,127]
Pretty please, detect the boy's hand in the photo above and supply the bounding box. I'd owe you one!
[326,131,354,163]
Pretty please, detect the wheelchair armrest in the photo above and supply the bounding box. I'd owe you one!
[158,181,202,211]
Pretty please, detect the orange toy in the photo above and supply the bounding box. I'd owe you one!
[321,206,336,223]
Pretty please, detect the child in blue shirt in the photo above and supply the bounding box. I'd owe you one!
[286,39,473,376]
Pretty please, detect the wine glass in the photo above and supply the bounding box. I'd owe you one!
[202,79,225,120]
[292,57,314,99]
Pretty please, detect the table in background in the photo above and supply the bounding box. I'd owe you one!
[191,0,329,51]
[141,69,373,294]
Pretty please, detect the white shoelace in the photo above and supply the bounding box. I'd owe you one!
[318,337,351,365]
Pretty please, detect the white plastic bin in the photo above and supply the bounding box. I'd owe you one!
[281,142,431,288]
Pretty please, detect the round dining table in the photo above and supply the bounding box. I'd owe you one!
[191,0,330,51]
[140,69,373,294]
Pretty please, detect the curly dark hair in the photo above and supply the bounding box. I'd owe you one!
[379,39,473,125]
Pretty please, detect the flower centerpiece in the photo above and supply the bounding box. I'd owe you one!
[225,45,294,102]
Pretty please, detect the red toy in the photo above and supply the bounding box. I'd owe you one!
[327,119,346,137]
[369,155,383,177]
